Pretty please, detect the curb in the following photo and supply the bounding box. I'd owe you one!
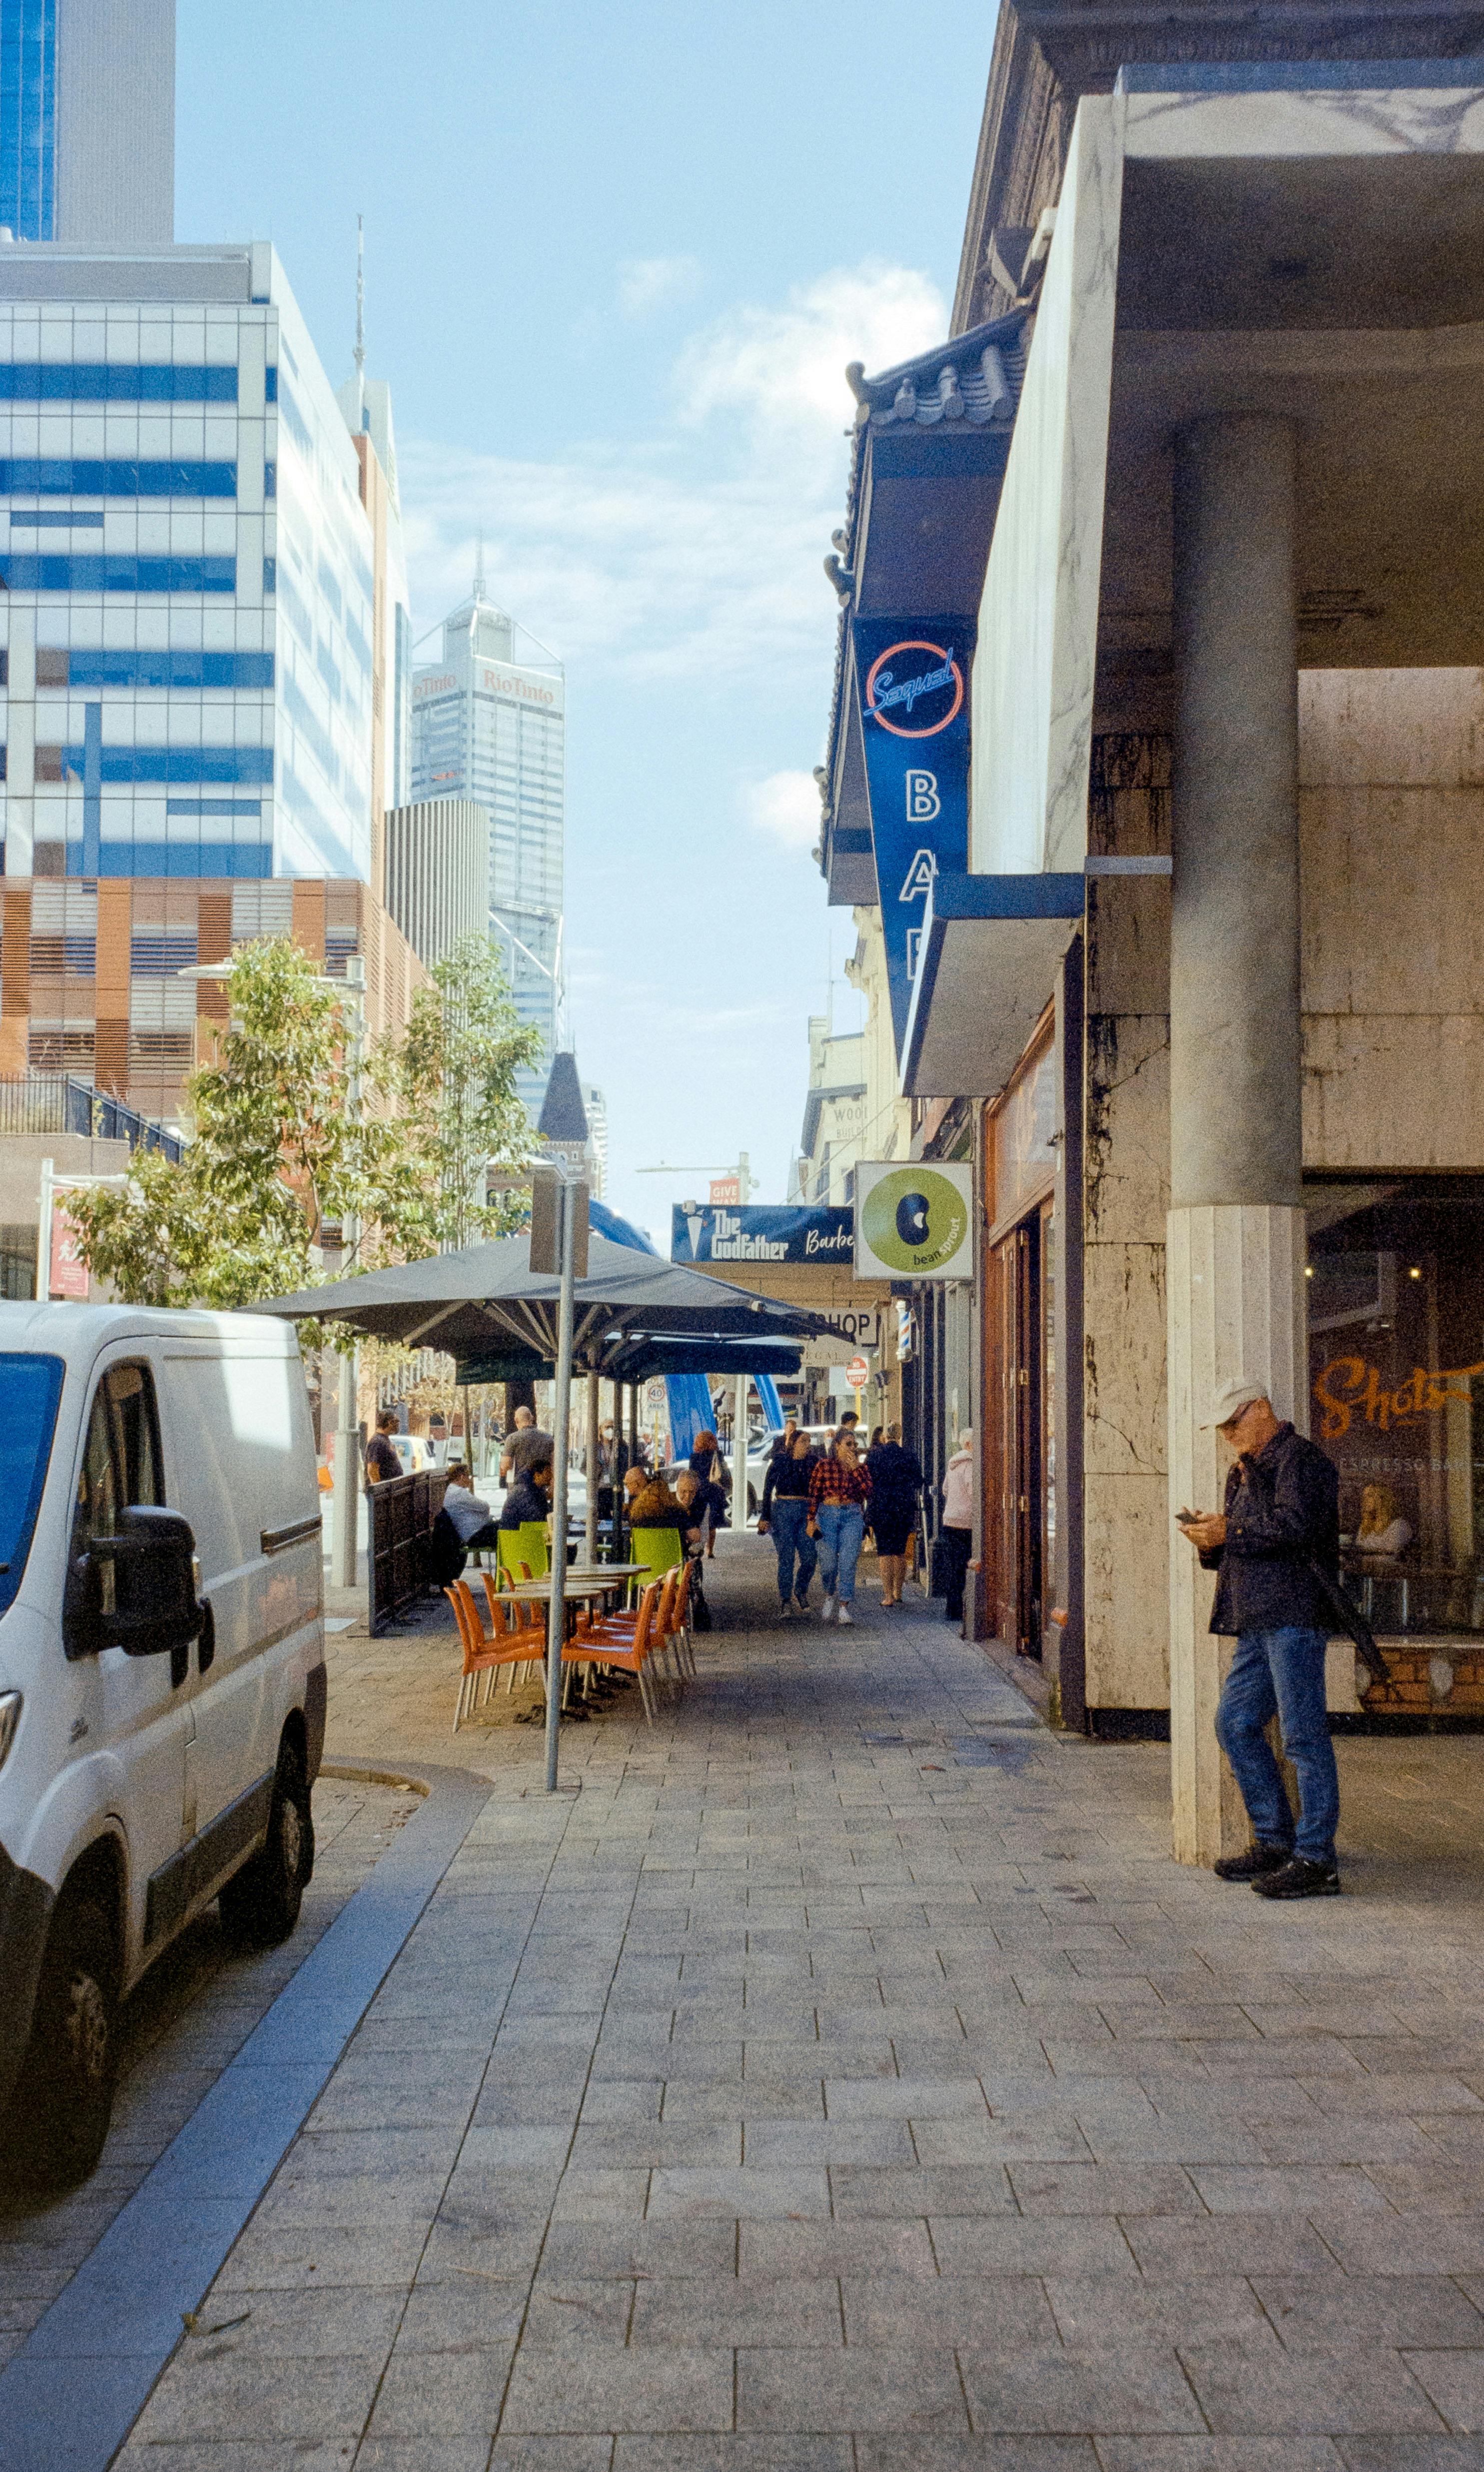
[0,1761,492,2472]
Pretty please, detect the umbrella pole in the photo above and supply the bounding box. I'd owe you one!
[546,1176,578,1793]
[585,1368,600,1563]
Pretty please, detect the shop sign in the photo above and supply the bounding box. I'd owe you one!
[672,1203,854,1266]
[1314,1354,1484,1441]
[853,1161,973,1282]
[852,613,976,1059]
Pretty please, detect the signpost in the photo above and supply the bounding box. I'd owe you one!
[529,1161,590,1793]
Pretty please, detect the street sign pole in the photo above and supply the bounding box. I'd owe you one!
[36,1157,54,1300]
[733,1371,749,1540]
[546,1173,577,1793]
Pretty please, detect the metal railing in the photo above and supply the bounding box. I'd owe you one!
[0,1074,183,1162]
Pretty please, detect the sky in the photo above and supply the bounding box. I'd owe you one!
[176,1,996,1242]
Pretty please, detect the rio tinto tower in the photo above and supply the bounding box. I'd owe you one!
[410,565,564,1112]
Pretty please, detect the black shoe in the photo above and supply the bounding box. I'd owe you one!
[1251,1855,1342,1900]
[1213,1843,1290,1882]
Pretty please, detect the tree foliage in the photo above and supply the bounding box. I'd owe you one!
[370,934,541,1251]
[67,933,540,1309]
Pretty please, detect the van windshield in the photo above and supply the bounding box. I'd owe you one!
[0,1355,65,1616]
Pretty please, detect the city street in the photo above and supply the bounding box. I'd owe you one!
[6,1539,1484,2465]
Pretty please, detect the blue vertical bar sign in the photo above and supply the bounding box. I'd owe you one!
[851,614,976,1058]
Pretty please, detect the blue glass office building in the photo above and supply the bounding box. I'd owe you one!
[0,0,56,242]
[0,242,376,883]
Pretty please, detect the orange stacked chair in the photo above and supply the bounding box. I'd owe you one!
[560,1577,667,1722]
[445,1580,548,1732]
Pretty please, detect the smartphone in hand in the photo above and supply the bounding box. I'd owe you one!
[1176,1508,1201,1525]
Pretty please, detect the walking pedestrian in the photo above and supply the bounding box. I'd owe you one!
[866,1423,923,1608]
[689,1429,728,1559]
[806,1429,871,1625]
[759,1429,818,1617]
[501,1404,555,1486]
[939,1431,974,1624]
[1177,1377,1343,1899]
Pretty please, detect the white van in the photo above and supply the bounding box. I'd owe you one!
[0,1303,326,2188]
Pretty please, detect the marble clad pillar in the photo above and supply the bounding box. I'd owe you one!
[1166,415,1308,1866]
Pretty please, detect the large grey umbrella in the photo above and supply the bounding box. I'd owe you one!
[260,1227,842,1367]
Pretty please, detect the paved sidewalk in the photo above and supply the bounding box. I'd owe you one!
[105,1542,1484,2466]
[0,1773,419,2377]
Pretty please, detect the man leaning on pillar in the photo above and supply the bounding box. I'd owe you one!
[1178,1378,1343,1900]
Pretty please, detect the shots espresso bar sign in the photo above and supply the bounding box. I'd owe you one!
[672,1204,854,1266]
[853,1161,973,1283]
[852,613,976,1057]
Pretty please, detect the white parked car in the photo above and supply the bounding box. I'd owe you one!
[0,1303,326,2188]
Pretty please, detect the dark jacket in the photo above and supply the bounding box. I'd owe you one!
[761,1450,816,1517]
[1202,1423,1340,1636]
[500,1475,550,1531]
[865,1441,922,1518]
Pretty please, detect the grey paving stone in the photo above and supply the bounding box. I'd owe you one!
[647,2166,829,2219]
[501,2341,734,2433]
[929,2219,1139,2277]
[832,2164,1017,2218]
[367,2341,519,2437]
[1187,2167,1390,2214]
[1406,2354,1484,2435]
[1179,2335,1445,2434]
[736,2344,970,2433]
[1046,2276,1267,2347]
[854,2438,1098,2470]
[842,2274,1060,2349]
[126,2350,383,2443]
[1256,2278,1484,2352]
[740,2219,939,2278]
[1006,2163,1201,2215]
[630,2274,844,2346]
[538,2221,738,2280]
[1315,2219,1484,2278]
[1096,2444,1344,2470]
[488,2442,615,2472]
[614,2441,851,2471]
[957,2344,1204,2434]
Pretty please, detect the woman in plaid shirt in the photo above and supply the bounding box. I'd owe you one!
[807,1430,872,1624]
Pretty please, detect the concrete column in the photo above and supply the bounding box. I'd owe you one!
[1166,414,1308,1865]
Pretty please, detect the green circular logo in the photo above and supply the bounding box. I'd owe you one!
[860,1168,969,1275]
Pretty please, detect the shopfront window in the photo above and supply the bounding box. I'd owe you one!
[1308,1183,1484,1640]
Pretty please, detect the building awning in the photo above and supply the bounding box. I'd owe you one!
[900,870,1083,1101]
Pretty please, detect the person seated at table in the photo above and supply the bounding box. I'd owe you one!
[442,1462,499,1553]
[628,1469,685,1529]
[673,1468,707,1554]
[1356,1481,1414,1559]
[500,1458,553,1536]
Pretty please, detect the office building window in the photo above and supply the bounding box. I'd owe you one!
[0,363,237,401]
[0,553,237,594]
[62,650,274,692]
[0,0,56,241]
[0,457,237,498]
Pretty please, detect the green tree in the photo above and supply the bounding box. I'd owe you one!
[67,932,535,1308]
[371,933,542,1251]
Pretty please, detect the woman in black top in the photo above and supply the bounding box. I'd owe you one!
[758,1434,818,1615]
[865,1425,923,1608]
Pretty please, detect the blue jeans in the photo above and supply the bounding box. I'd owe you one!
[815,1503,865,1604]
[1215,1626,1340,1866]
[768,1498,816,1604]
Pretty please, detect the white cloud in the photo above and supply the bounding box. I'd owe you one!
[680,261,946,441]
[401,257,950,690]
[743,770,822,854]
[617,253,702,316]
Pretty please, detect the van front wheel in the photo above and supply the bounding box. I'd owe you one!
[9,1895,119,2189]
[219,1737,314,1948]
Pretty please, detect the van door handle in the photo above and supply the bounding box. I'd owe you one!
[196,1600,216,1675]
[261,1515,322,1556]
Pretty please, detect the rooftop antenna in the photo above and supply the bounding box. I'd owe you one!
[354,213,367,433]
[473,530,487,602]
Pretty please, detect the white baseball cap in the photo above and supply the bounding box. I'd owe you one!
[1200,1377,1270,1430]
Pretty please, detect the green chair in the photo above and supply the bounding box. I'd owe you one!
[629,1525,682,1602]
[498,1521,549,1581]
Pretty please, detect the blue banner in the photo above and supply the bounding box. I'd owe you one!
[672,1203,853,1267]
[852,613,976,1056]
[665,1373,717,1462]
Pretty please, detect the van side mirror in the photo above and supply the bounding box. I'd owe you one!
[88,1507,204,1658]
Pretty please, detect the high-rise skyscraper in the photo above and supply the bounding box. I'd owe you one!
[410,576,564,1113]
[0,0,175,248]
